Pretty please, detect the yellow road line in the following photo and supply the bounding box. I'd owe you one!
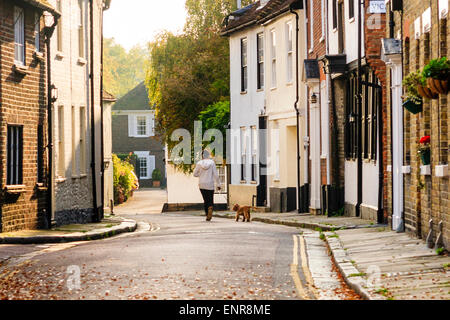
[299,235,319,299]
[290,235,309,300]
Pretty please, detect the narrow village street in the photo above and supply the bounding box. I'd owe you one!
[0,190,360,300]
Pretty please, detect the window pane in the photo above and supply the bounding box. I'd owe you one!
[137,116,147,135]
[14,7,25,64]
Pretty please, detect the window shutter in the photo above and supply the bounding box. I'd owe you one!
[146,115,152,137]
[148,155,156,178]
[128,115,136,137]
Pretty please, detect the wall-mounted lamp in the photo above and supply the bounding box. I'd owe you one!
[310,93,318,104]
[51,84,58,103]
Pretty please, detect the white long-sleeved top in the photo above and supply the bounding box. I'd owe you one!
[193,158,220,191]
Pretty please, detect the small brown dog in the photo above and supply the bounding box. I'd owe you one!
[232,204,256,222]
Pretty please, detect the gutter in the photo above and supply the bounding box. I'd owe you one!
[289,4,301,213]
[356,0,363,217]
[89,0,99,222]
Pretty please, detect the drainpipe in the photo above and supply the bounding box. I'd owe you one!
[100,2,106,217]
[289,5,301,213]
[89,0,99,222]
[356,0,363,217]
[44,14,59,229]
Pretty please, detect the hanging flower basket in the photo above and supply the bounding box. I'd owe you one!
[427,77,449,95]
[417,84,439,99]
[420,148,431,165]
[402,99,423,114]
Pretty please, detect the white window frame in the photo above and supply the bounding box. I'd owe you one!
[134,151,155,180]
[257,32,264,90]
[241,37,248,92]
[286,21,293,84]
[34,13,41,52]
[14,6,25,66]
[57,105,65,178]
[128,114,154,138]
[79,106,86,174]
[270,29,277,89]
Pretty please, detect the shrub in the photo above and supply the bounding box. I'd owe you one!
[152,168,162,181]
[402,70,425,104]
[113,153,139,205]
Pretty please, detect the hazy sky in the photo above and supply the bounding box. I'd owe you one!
[104,0,188,51]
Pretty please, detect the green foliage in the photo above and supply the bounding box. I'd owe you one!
[103,38,148,98]
[402,71,425,104]
[152,168,162,181]
[145,1,250,173]
[112,154,138,205]
[422,57,450,80]
[436,247,445,255]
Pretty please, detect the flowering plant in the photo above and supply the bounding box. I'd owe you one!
[418,136,430,154]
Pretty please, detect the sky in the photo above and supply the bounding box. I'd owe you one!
[103,0,188,51]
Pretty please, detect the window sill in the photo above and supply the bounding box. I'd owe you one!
[273,179,280,183]
[33,51,45,62]
[77,57,87,65]
[286,81,294,86]
[270,87,277,91]
[308,48,314,54]
[240,180,247,184]
[80,174,87,179]
[72,175,81,180]
[250,181,257,185]
[349,17,355,24]
[256,88,264,92]
[319,35,325,43]
[332,28,338,33]
[13,63,30,76]
[4,185,27,194]
[55,51,65,60]
[240,90,248,95]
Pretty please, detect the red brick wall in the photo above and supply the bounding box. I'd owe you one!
[0,0,48,232]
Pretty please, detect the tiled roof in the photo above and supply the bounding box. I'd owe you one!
[221,0,303,36]
[112,82,154,111]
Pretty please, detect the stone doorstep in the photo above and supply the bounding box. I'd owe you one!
[0,219,137,245]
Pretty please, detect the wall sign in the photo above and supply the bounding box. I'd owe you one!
[369,1,386,14]
[439,0,448,19]
[414,17,421,39]
[422,7,431,34]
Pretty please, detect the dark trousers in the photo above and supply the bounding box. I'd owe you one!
[200,189,214,215]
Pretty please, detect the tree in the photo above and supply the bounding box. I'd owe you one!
[145,0,251,172]
[103,38,148,98]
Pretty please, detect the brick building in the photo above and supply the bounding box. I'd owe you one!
[47,0,110,226]
[384,0,449,249]
[0,0,59,232]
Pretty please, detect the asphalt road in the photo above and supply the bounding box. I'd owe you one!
[0,212,358,300]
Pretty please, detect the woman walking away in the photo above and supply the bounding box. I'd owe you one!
[193,150,221,221]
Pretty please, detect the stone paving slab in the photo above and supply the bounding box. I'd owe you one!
[328,228,450,300]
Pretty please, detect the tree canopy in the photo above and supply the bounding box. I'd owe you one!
[103,38,148,98]
[145,0,252,171]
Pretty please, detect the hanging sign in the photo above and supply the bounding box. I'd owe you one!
[369,1,386,14]
[439,0,448,19]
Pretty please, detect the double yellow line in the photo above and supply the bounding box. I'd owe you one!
[290,234,318,300]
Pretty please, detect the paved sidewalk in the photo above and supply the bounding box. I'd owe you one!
[178,210,381,231]
[325,227,450,300]
[114,188,167,215]
[0,216,137,245]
